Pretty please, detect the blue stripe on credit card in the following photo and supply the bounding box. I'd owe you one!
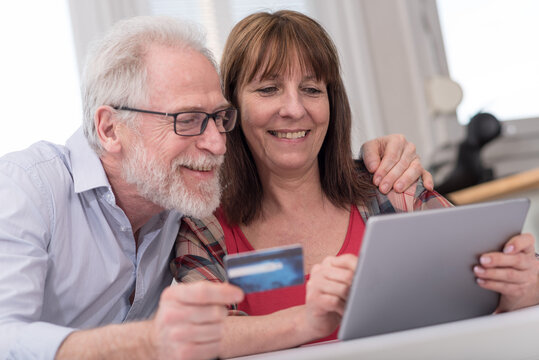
[224,244,304,294]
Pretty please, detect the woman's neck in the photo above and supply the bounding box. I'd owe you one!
[240,165,351,270]
[257,163,325,218]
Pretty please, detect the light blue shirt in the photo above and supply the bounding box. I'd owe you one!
[0,128,182,359]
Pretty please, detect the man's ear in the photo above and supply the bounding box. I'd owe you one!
[95,106,122,153]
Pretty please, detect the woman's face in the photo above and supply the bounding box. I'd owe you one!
[237,59,330,177]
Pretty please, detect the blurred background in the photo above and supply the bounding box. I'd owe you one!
[1,0,538,242]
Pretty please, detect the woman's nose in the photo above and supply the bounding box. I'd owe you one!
[278,90,306,120]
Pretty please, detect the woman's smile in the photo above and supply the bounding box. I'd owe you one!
[268,130,310,139]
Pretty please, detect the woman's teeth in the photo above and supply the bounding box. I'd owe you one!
[269,130,307,139]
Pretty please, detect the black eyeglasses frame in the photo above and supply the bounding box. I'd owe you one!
[112,106,237,136]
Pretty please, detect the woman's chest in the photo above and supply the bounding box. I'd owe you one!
[241,209,352,273]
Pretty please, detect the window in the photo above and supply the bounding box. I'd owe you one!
[0,0,81,156]
[150,0,309,61]
[437,0,539,124]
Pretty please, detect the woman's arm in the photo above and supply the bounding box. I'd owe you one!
[173,218,358,358]
[218,255,358,358]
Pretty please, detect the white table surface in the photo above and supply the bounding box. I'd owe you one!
[233,305,539,360]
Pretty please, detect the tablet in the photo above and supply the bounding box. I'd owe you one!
[338,197,530,341]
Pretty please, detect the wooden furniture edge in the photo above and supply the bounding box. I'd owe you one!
[447,168,539,205]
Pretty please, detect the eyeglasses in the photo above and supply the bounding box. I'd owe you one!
[112,106,237,136]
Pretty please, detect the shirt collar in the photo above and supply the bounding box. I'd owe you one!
[67,127,111,194]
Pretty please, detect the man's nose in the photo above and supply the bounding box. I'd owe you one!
[196,118,227,155]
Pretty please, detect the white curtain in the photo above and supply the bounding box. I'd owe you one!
[309,0,387,156]
[67,0,150,75]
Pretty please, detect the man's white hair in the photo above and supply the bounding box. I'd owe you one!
[81,16,218,154]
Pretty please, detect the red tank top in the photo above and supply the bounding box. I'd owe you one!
[216,205,366,342]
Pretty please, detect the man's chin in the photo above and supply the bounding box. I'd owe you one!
[184,208,215,219]
[169,186,221,219]
[176,200,219,219]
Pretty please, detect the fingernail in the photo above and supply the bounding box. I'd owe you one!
[374,176,381,186]
[503,245,514,254]
[476,278,486,285]
[473,266,485,274]
[395,182,404,192]
[380,183,389,193]
[480,256,491,265]
[367,162,377,171]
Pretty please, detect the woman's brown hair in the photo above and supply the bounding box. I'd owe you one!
[220,10,375,225]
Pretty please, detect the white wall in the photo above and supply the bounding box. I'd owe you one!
[0,0,81,156]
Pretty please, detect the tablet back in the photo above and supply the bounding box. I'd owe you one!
[338,198,530,341]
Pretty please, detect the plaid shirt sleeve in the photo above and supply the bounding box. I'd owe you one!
[359,175,453,220]
[171,214,246,315]
[171,215,227,283]
[388,180,453,213]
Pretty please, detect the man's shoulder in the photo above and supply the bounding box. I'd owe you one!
[0,141,74,198]
[0,141,70,173]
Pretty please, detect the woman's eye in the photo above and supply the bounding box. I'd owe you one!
[257,86,278,94]
[304,87,322,95]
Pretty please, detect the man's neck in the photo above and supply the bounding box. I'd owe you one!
[114,185,164,234]
[100,156,164,234]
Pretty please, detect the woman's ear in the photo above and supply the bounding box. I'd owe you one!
[95,106,122,153]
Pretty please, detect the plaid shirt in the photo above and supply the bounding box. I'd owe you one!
[171,176,452,314]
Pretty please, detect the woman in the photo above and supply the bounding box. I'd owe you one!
[173,10,538,357]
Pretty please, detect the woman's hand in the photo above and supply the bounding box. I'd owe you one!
[303,254,357,339]
[473,233,539,312]
[361,134,434,194]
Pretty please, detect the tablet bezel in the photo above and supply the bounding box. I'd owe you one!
[338,198,530,341]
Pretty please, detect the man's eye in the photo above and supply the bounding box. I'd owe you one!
[176,117,198,128]
[214,115,225,125]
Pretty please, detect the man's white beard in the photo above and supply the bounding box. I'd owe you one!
[121,138,223,219]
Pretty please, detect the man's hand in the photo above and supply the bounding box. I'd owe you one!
[150,282,243,360]
[302,254,357,339]
[361,134,434,194]
[55,282,243,360]
[473,233,539,313]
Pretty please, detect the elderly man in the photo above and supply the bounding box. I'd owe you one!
[0,16,429,360]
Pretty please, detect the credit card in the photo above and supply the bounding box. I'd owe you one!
[224,244,304,294]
